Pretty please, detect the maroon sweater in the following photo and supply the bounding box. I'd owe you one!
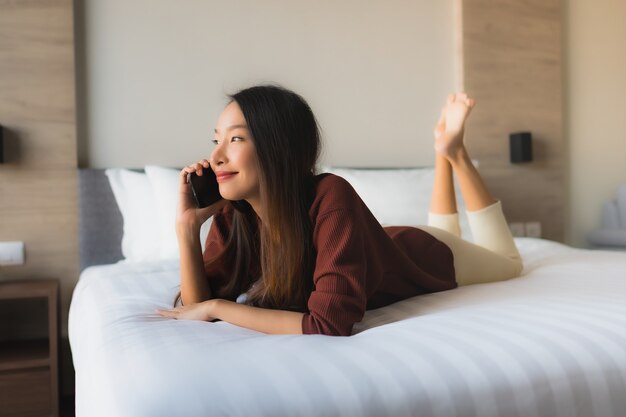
[203,173,457,336]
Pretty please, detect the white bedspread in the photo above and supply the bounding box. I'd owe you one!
[68,238,626,417]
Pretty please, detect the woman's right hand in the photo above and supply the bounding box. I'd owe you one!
[176,159,228,233]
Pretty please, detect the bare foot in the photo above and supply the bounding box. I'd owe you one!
[434,93,476,161]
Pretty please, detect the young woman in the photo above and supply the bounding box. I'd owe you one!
[155,85,523,336]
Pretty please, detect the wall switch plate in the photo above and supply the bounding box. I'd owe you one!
[0,241,25,265]
[509,222,525,237]
[525,222,542,238]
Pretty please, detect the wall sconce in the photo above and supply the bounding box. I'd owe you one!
[509,132,533,163]
[0,124,4,163]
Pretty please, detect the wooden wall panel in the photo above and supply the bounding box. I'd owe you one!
[458,0,565,241]
[0,0,78,399]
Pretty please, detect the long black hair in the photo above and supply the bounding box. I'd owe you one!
[175,84,322,311]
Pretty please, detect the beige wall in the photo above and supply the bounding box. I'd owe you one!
[77,0,457,169]
[81,0,626,247]
[564,0,626,247]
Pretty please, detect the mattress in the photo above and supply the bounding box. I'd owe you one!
[68,237,626,417]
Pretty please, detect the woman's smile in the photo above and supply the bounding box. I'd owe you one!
[215,171,238,182]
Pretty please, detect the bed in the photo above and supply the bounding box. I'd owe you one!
[69,167,626,417]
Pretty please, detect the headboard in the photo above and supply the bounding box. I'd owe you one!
[78,169,124,271]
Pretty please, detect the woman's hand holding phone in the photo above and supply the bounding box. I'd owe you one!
[177,159,226,233]
[177,160,224,305]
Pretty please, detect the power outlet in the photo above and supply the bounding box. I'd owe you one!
[0,241,25,265]
[509,222,525,237]
[525,222,542,238]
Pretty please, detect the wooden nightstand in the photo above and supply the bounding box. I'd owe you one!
[0,279,60,417]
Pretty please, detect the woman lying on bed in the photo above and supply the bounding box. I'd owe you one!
[155,85,523,336]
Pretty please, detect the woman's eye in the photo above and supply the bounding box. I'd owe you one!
[212,136,243,145]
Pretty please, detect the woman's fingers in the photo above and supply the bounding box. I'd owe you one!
[180,160,210,178]
[195,159,210,175]
[193,163,203,176]
[155,305,211,321]
[179,167,191,186]
[155,308,175,317]
[179,166,197,186]
[182,164,198,174]
[157,306,185,315]
[179,159,208,186]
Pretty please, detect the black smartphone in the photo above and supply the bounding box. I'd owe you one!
[189,167,223,208]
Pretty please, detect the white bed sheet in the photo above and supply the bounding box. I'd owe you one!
[68,238,626,417]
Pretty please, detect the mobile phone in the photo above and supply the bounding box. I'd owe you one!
[189,167,223,208]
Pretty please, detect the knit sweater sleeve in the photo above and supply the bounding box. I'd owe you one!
[301,205,369,336]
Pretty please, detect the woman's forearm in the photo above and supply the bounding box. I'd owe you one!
[177,225,212,305]
[209,299,304,335]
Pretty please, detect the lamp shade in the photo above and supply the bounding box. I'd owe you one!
[509,132,532,163]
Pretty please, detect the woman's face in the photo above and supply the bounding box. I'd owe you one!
[210,101,261,207]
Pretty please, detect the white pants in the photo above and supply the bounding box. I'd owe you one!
[417,201,523,286]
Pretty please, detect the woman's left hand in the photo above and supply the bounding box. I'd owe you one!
[155,299,218,321]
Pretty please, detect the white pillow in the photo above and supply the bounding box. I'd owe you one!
[318,166,473,241]
[144,165,213,259]
[104,169,161,262]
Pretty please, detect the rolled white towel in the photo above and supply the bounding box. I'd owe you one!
[588,228,626,247]
[617,183,626,227]
[602,200,621,229]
